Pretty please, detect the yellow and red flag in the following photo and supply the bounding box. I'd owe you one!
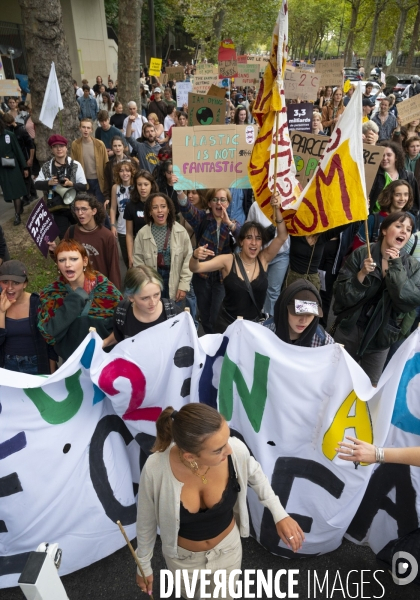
[249,1,368,235]
[248,1,302,221]
[285,83,368,235]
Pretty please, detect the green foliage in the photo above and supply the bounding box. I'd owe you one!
[182,0,280,61]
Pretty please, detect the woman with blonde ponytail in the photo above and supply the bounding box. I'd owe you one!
[135,403,305,598]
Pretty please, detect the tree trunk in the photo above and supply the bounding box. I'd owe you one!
[365,0,388,71]
[389,2,416,73]
[208,8,226,62]
[344,1,360,65]
[117,0,143,110]
[406,1,420,71]
[18,0,80,163]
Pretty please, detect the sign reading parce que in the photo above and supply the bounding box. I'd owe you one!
[290,131,384,194]
[172,124,257,189]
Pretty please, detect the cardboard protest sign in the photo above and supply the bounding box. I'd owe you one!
[237,55,248,64]
[149,57,162,77]
[287,103,313,132]
[397,94,420,125]
[290,130,384,193]
[284,71,321,101]
[207,84,226,99]
[235,63,260,86]
[218,39,236,61]
[166,66,185,81]
[172,124,257,189]
[315,59,344,86]
[26,198,60,258]
[187,93,225,126]
[192,64,219,94]
[176,81,192,107]
[248,54,270,68]
[0,79,20,96]
[218,60,238,79]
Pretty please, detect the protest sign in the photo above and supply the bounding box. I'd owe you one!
[172,124,257,189]
[218,59,238,78]
[26,198,60,257]
[397,94,420,125]
[218,39,236,62]
[235,63,260,86]
[248,54,270,69]
[284,70,321,101]
[3,313,420,589]
[192,64,219,94]
[287,102,313,132]
[165,66,185,81]
[290,130,384,193]
[284,85,367,235]
[315,58,344,86]
[187,92,225,126]
[149,57,162,77]
[237,54,248,64]
[207,84,226,99]
[176,81,192,107]
[0,79,20,96]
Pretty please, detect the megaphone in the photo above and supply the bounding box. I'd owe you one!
[54,185,77,205]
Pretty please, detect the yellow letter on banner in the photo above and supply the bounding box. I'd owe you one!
[322,390,373,461]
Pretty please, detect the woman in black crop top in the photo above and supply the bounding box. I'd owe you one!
[136,403,305,599]
[189,194,288,332]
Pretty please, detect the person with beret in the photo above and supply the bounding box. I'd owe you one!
[0,115,29,226]
[35,134,88,239]
[0,261,56,374]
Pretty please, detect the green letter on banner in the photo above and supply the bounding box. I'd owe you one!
[219,353,270,432]
[24,370,84,424]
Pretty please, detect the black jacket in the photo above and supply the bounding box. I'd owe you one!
[370,168,420,214]
[0,293,56,373]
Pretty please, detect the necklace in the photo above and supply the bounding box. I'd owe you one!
[178,450,210,484]
[239,252,256,267]
[80,224,98,233]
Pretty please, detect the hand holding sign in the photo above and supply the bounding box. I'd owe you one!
[26,199,60,258]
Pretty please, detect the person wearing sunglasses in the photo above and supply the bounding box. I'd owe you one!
[177,188,241,333]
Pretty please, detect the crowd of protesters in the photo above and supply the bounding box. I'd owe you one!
[0,62,419,385]
[2,57,420,599]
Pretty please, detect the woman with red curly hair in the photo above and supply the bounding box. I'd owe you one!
[37,239,122,361]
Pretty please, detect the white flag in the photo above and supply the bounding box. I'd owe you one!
[39,62,64,129]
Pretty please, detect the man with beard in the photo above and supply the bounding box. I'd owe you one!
[125,121,161,173]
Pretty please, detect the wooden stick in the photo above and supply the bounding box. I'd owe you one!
[364,220,372,260]
[116,520,154,599]
[273,110,280,196]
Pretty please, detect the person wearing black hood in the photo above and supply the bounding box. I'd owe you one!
[269,279,334,347]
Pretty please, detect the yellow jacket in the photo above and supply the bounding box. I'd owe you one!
[70,137,108,192]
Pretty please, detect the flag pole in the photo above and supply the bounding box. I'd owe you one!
[273,110,279,196]
[364,220,372,259]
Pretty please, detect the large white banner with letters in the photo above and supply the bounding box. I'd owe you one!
[1,314,419,588]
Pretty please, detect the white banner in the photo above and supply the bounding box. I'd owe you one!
[39,62,64,129]
[1,314,420,588]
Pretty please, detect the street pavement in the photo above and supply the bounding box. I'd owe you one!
[1,534,419,599]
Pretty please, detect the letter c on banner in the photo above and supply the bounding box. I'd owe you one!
[98,359,161,422]
[392,352,420,435]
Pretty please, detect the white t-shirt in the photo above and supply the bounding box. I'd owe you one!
[164,115,175,132]
[115,185,132,234]
[247,201,290,254]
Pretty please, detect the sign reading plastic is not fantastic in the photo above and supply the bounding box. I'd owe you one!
[172,125,257,190]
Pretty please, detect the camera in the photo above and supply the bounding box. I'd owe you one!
[56,166,67,185]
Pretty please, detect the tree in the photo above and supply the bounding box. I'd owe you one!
[406,0,420,71]
[117,0,143,109]
[18,0,80,163]
[343,0,370,65]
[364,0,389,69]
[388,0,417,72]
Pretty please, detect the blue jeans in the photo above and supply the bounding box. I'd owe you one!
[264,252,290,316]
[4,354,38,375]
[185,282,199,329]
[86,178,111,229]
